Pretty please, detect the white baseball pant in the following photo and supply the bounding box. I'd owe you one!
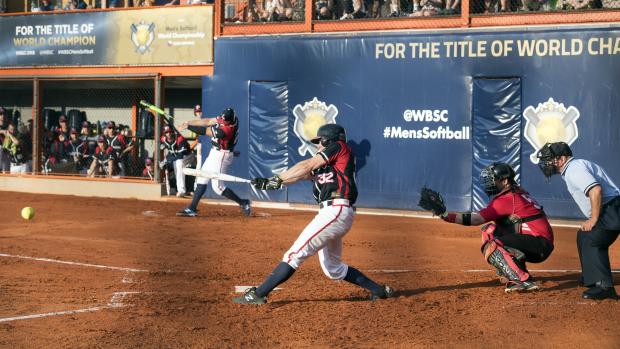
[283,202,355,280]
[173,154,194,195]
[196,147,234,195]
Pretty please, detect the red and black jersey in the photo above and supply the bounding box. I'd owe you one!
[106,134,127,156]
[479,188,554,244]
[160,134,190,159]
[210,118,238,151]
[311,140,358,204]
[49,139,71,161]
[68,139,87,158]
[93,145,116,162]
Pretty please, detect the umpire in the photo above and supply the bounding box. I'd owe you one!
[537,142,620,300]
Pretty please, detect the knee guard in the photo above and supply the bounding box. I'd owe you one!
[481,239,530,282]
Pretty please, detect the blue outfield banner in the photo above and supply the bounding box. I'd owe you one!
[200,26,620,219]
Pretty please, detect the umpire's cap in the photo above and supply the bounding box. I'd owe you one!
[537,142,573,161]
[311,123,347,145]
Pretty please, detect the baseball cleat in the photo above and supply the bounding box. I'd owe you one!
[370,285,394,300]
[176,208,198,217]
[504,280,541,293]
[176,192,187,198]
[240,200,252,217]
[233,287,267,305]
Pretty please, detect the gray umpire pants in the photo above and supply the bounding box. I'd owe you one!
[576,196,620,288]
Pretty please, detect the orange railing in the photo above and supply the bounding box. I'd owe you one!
[216,0,620,36]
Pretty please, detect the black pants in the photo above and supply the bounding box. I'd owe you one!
[497,234,554,264]
[576,196,620,288]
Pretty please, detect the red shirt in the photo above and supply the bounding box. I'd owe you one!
[479,189,553,244]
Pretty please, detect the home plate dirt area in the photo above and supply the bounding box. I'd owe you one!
[1,191,619,348]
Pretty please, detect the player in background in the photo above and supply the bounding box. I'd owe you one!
[160,125,192,197]
[177,108,251,217]
[88,135,116,177]
[233,123,393,305]
[537,142,620,300]
[433,163,554,293]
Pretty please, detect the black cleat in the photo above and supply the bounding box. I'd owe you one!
[504,280,541,293]
[176,208,198,217]
[240,200,252,217]
[233,287,267,305]
[582,286,618,300]
[370,285,394,300]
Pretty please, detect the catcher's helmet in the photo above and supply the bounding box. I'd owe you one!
[536,142,572,178]
[480,162,516,196]
[219,108,236,123]
[311,123,346,146]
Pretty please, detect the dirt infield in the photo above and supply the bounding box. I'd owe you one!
[1,191,619,348]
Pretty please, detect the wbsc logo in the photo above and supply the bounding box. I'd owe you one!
[292,98,339,156]
[130,21,155,54]
[523,98,580,164]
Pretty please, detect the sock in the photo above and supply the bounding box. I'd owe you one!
[222,188,245,205]
[188,184,207,211]
[255,262,296,298]
[344,266,383,295]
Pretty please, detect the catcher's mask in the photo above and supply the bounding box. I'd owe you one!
[536,142,572,178]
[311,123,347,147]
[218,108,236,123]
[480,162,516,197]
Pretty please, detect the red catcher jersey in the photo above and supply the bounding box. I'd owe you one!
[479,189,554,244]
[312,140,358,204]
[210,118,238,151]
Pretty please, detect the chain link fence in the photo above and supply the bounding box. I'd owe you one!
[39,78,155,180]
[0,80,34,175]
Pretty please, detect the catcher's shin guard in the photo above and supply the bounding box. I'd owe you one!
[481,224,530,282]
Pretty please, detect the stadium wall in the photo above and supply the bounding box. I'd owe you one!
[200,25,620,219]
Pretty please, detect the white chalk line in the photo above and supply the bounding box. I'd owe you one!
[0,253,149,273]
[0,291,139,323]
[369,269,620,274]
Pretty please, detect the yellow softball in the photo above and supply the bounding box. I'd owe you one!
[21,207,35,220]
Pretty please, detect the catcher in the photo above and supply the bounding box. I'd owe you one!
[419,162,554,293]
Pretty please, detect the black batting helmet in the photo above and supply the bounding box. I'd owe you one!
[480,162,516,196]
[311,123,346,147]
[220,108,236,123]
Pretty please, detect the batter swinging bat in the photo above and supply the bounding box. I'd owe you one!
[139,100,179,134]
[182,168,251,183]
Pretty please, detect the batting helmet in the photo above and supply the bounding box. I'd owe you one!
[311,123,347,147]
[536,142,572,178]
[480,162,516,196]
[219,108,236,123]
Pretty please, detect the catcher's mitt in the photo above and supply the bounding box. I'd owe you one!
[418,187,447,216]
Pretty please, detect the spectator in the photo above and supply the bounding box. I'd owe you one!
[160,125,192,197]
[340,0,366,19]
[445,0,460,13]
[40,0,56,11]
[142,157,154,180]
[408,0,444,16]
[0,124,29,174]
[20,120,33,173]
[88,135,116,177]
[316,0,334,19]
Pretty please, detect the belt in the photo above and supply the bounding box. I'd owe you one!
[319,199,351,209]
[212,146,232,153]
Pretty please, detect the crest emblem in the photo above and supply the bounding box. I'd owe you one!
[523,98,580,164]
[292,98,339,156]
[130,21,155,54]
